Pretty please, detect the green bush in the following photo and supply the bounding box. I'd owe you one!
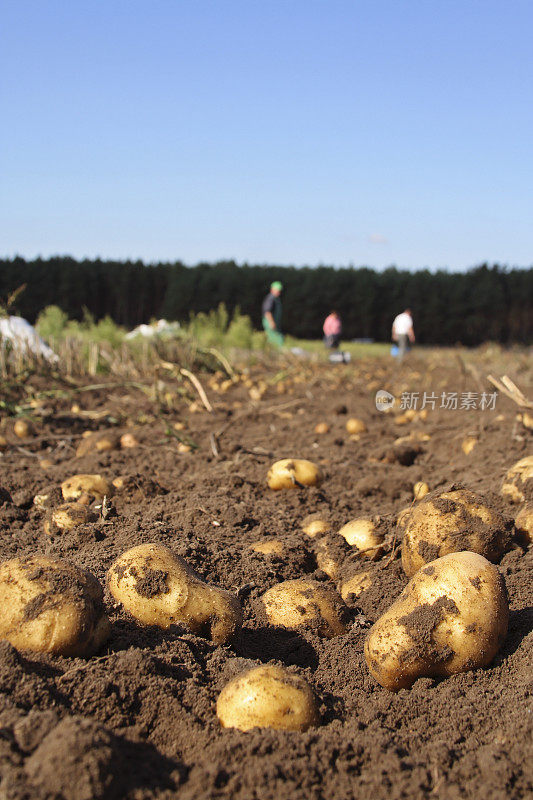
[35,305,69,339]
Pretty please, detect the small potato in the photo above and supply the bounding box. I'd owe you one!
[14,419,33,439]
[461,436,478,455]
[365,551,508,691]
[501,456,533,504]
[301,515,332,538]
[514,502,533,546]
[0,555,110,656]
[267,459,322,490]
[108,543,242,645]
[76,432,119,457]
[44,503,97,535]
[402,488,511,577]
[250,540,284,556]
[61,474,112,502]
[346,418,367,435]
[120,432,139,449]
[0,434,8,452]
[262,579,348,638]
[217,665,319,732]
[340,569,373,603]
[338,518,384,559]
[413,481,429,500]
[314,422,329,435]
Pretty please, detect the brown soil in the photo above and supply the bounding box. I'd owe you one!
[0,354,531,800]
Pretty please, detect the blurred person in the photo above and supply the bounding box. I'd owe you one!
[262,281,284,347]
[323,310,342,350]
[392,308,415,360]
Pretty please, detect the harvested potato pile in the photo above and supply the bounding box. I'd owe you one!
[401,488,511,577]
[0,555,110,656]
[108,543,242,644]
[217,665,319,732]
[365,552,509,690]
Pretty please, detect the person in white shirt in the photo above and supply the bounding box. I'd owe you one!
[392,309,415,360]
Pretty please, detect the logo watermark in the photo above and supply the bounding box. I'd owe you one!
[375,390,395,411]
[375,390,498,412]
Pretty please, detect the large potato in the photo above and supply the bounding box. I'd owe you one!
[217,664,319,732]
[262,579,348,637]
[61,474,112,502]
[401,488,511,577]
[501,456,533,504]
[338,518,384,559]
[0,556,110,656]
[365,551,508,691]
[267,459,322,490]
[108,543,242,644]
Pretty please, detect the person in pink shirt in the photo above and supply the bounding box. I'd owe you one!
[323,310,342,350]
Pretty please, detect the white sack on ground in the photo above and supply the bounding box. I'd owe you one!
[0,316,59,363]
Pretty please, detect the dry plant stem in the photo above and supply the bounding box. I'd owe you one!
[180,368,213,412]
[487,374,533,409]
[216,398,304,439]
[205,347,234,377]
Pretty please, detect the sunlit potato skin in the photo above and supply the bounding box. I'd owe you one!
[401,488,511,577]
[61,474,113,502]
[0,556,110,657]
[267,459,323,490]
[338,518,384,559]
[514,502,533,546]
[216,665,319,732]
[262,579,348,638]
[364,552,509,692]
[107,543,242,645]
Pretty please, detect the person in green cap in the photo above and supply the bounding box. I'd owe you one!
[262,281,284,346]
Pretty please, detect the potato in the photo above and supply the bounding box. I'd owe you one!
[14,419,33,439]
[314,422,329,435]
[249,540,284,556]
[0,435,7,452]
[61,474,112,502]
[217,665,319,732]
[461,436,478,455]
[501,456,533,504]
[267,459,322,490]
[340,569,373,602]
[401,488,511,577]
[413,481,429,500]
[301,515,331,538]
[0,556,110,656]
[338,518,384,559]
[514,502,533,546]
[75,432,119,457]
[346,418,367,435]
[120,432,139,449]
[107,543,242,645]
[365,551,508,691]
[314,535,348,580]
[44,503,97,535]
[262,579,348,637]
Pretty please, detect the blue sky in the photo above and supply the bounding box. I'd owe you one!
[1,0,532,270]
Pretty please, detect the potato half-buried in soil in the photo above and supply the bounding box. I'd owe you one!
[401,488,511,577]
[0,555,110,656]
[365,551,508,691]
[217,664,319,732]
[262,579,348,637]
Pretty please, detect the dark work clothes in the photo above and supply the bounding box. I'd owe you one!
[262,293,282,328]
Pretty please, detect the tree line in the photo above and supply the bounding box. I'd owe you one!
[0,256,531,345]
